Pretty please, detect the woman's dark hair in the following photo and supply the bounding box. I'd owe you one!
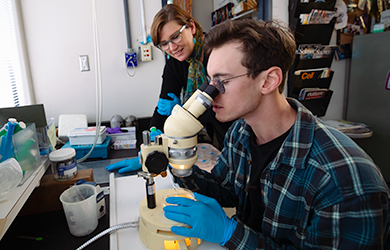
[151,4,203,47]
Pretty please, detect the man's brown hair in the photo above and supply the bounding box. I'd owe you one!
[204,19,296,93]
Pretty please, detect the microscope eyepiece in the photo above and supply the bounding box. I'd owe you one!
[203,85,219,99]
[199,82,209,91]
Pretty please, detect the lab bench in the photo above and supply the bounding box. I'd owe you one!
[0,156,51,240]
[0,158,138,248]
[0,118,149,249]
[0,155,223,250]
[0,117,224,249]
[0,161,112,250]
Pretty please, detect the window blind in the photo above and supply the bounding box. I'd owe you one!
[0,0,23,108]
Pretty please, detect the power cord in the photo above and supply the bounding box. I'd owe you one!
[76,0,103,164]
[126,56,136,77]
[75,220,139,250]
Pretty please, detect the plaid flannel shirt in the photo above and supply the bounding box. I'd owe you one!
[174,98,390,249]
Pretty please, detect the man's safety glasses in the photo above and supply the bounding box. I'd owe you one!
[207,70,262,94]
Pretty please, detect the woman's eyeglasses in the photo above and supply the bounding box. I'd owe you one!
[157,25,186,51]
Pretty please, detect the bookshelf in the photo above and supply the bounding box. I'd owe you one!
[287,0,337,117]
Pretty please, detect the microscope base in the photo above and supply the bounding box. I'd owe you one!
[138,188,202,250]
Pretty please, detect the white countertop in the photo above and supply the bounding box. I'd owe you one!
[0,157,50,239]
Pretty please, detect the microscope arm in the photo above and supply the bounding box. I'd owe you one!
[139,83,219,178]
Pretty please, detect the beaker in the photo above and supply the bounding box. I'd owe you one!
[59,184,98,237]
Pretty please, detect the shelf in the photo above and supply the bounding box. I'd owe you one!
[211,9,256,29]
[0,157,50,239]
[287,3,337,117]
[232,9,256,20]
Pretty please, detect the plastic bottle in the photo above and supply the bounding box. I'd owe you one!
[0,120,26,137]
[0,158,23,201]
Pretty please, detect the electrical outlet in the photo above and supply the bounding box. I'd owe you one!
[125,52,137,67]
[139,44,152,62]
[79,55,90,72]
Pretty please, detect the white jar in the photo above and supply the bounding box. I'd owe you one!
[49,148,77,181]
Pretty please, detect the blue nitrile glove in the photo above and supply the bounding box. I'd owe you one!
[76,179,97,186]
[163,192,237,245]
[105,157,141,174]
[157,93,181,116]
[106,127,162,174]
[150,127,163,142]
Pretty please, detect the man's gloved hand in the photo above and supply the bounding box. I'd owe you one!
[105,157,141,174]
[163,192,237,245]
[157,93,181,116]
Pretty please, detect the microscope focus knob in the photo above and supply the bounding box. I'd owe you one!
[145,151,169,175]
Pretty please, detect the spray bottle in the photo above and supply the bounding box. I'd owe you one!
[0,118,26,163]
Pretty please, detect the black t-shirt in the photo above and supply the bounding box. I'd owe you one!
[243,127,291,231]
[149,55,233,150]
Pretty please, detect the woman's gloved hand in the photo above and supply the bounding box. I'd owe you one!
[163,192,237,245]
[105,157,141,174]
[106,128,163,174]
[157,93,181,116]
[150,127,163,142]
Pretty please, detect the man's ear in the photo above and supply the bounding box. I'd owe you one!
[260,67,283,95]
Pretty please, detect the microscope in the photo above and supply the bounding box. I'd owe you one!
[137,82,219,250]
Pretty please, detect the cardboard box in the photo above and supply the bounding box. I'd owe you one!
[113,140,137,150]
[109,127,136,144]
[232,2,248,16]
[246,0,257,10]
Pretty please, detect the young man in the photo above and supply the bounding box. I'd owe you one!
[163,19,390,249]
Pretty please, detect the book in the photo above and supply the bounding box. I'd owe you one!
[307,9,336,24]
[335,44,352,60]
[297,44,337,60]
[381,9,390,31]
[323,119,367,133]
[294,68,332,79]
[342,23,361,36]
[298,88,328,100]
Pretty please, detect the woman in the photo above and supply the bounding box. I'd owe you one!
[150,4,233,149]
[106,4,232,173]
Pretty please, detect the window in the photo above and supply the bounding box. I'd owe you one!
[0,0,34,108]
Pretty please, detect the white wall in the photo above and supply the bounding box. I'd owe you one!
[21,0,165,126]
[192,0,213,32]
[323,31,346,120]
[272,1,288,23]
[21,0,345,127]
